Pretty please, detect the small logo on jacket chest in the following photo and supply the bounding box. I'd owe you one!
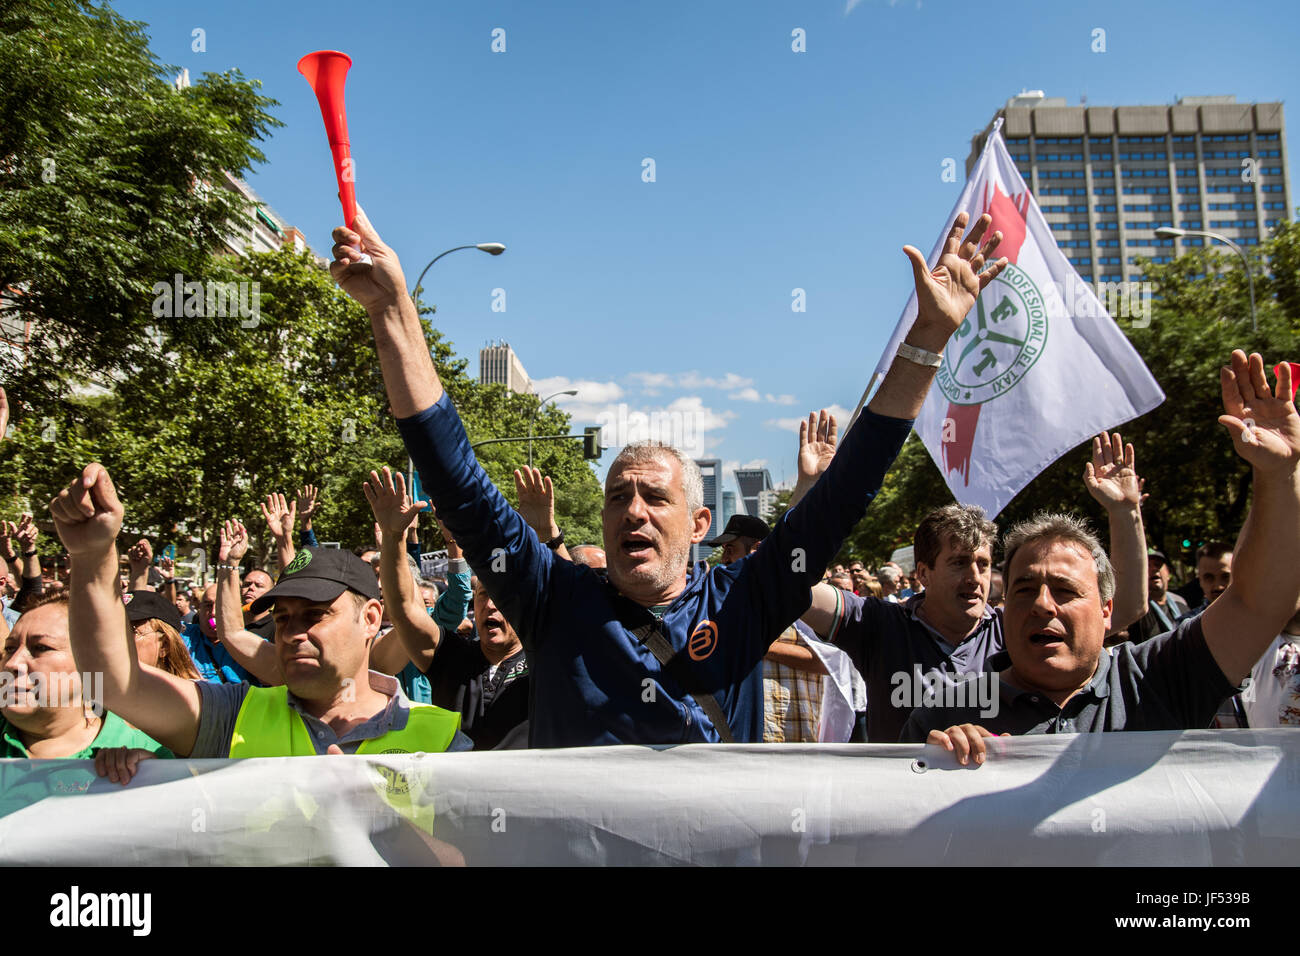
[688,621,718,661]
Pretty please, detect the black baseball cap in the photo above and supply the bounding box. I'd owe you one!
[704,514,771,547]
[123,590,183,633]
[249,547,381,615]
[1147,549,1170,568]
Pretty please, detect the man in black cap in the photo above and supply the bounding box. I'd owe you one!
[51,463,470,759]
[1132,549,1191,643]
[703,514,771,566]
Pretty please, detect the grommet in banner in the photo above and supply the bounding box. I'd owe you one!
[911,759,928,774]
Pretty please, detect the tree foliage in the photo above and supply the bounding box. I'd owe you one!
[0,0,281,409]
[0,248,605,566]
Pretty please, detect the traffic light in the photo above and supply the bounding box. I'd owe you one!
[1182,539,1191,549]
[583,426,602,460]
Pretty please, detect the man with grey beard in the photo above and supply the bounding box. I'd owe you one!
[330,206,1008,746]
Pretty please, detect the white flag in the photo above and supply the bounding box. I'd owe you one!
[870,120,1165,517]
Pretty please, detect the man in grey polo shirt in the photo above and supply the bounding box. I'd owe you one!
[903,351,1300,762]
[799,431,1149,742]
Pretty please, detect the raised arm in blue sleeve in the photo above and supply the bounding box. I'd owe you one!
[396,393,555,648]
[433,561,472,631]
[298,527,319,548]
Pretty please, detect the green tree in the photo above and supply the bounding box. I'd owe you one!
[0,248,605,568]
[0,0,280,410]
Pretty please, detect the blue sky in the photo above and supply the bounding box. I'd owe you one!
[113,0,1300,495]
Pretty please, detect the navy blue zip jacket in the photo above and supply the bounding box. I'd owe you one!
[398,392,912,747]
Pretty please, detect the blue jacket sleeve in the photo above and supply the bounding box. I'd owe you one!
[732,408,913,655]
[299,527,319,548]
[396,393,555,649]
[433,562,472,631]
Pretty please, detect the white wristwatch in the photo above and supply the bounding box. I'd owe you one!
[897,342,943,368]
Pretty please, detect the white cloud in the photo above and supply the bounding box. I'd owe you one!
[628,371,673,390]
[532,376,624,405]
[765,393,796,405]
[729,387,761,402]
[677,371,753,391]
[845,0,864,13]
[585,395,735,459]
[764,403,855,433]
[631,370,754,392]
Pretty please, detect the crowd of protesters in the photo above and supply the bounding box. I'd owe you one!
[2,208,1297,788]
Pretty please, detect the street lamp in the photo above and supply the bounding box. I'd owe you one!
[1154,226,1257,332]
[529,389,578,468]
[409,242,506,303]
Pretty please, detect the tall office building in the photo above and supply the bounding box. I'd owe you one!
[478,340,534,395]
[734,468,773,519]
[693,459,723,564]
[967,93,1290,284]
[721,490,738,528]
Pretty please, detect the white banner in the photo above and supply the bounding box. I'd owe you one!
[871,121,1165,517]
[2,731,1297,865]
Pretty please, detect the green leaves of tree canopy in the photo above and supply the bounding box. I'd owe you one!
[0,0,281,409]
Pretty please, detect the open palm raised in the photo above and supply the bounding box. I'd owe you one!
[903,212,1008,335]
[1219,350,1300,475]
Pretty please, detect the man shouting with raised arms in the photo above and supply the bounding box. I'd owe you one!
[331,208,1005,746]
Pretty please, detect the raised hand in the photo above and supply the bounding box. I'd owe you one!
[219,519,250,563]
[158,554,175,578]
[797,410,838,484]
[49,463,125,556]
[1083,431,1141,510]
[0,521,12,558]
[1219,351,1300,476]
[296,484,320,522]
[363,466,428,538]
[0,386,9,441]
[15,513,39,552]
[513,467,558,540]
[260,492,296,543]
[126,538,153,573]
[330,208,408,314]
[903,212,1008,336]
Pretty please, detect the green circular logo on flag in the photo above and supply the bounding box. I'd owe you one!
[937,263,1049,406]
[284,549,312,575]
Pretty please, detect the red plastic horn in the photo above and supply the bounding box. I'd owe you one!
[298,50,358,229]
[1276,362,1300,400]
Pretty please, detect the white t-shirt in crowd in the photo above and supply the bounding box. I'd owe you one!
[1244,631,1300,728]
